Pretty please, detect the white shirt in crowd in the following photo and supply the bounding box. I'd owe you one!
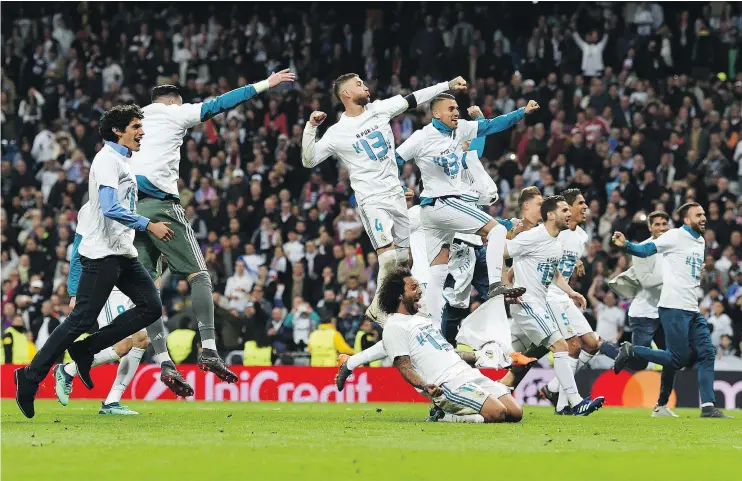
[383,313,471,387]
[595,303,625,342]
[707,312,733,347]
[283,240,305,265]
[77,144,139,259]
[224,271,255,312]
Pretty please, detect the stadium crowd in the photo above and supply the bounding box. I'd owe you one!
[2,2,742,368]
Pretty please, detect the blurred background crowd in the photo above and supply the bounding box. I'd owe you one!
[2,2,742,368]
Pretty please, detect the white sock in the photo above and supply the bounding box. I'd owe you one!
[485,224,507,285]
[701,402,714,408]
[63,362,77,377]
[92,347,120,368]
[153,352,173,365]
[104,347,145,405]
[553,351,582,407]
[576,350,595,373]
[440,413,485,423]
[202,339,217,350]
[556,356,579,411]
[346,341,387,370]
[425,264,448,331]
[546,375,560,393]
[368,250,396,317]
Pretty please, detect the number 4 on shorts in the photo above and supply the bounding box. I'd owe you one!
[375,219,383,232]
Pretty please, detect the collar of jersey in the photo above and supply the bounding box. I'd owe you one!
[681,224,701,239]
[105,141,131,158]
[432,118,454,136]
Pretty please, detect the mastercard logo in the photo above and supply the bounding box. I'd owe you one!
[591,370,677,408]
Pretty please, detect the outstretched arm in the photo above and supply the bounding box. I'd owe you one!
[612,232,657,258]
[393,355,442,397]
[200,69,295,122]
[474,100,539,137]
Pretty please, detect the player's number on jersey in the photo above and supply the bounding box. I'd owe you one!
[433,153,460,177]
[559,254,578,279]
[354,131,389,161]
[537,261,559,288]
[416,326,453,351]
[685,254,703,281]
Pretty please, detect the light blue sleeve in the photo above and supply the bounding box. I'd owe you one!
[98,186,150,231]
[476,107,525,137]
[200,85,258,121]
[68,234,82,296]
[496,218,514,231]
[626,241,658,258]
[395,152,406,176]
[468,137,486,157]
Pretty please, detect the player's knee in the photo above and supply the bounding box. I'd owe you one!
[481,405,507,423]
[114,338,133,357]
[132,331,150,349]
[506,403,523,423]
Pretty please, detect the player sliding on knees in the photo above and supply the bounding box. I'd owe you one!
[379,266,523,423]
[303,72,467,383]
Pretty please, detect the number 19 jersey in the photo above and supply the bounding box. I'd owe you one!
[507,224,563,303]
[312,97,407,204]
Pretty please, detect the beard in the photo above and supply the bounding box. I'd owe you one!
[353,95,370,107]
[403,297,419,315]
[691,221,706,233]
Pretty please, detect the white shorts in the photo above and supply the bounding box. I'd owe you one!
[421,197,492,263]
[358,192,410,250]
[97,289,143,337]
[548,297,594,338]
[443,242,476,309]
[431,369,510,415]
[510,299,562,348]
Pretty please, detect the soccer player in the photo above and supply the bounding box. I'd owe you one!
[504,195,604,416]
[606,211,677,417]
[52,224,162,415]
[612,203,730,418]
[130,70,295,390]
[15,105,173,419]
[395,95,539,329]
[302,73,467,326]
[537,189,606,411]
[305,73,467,385]
[379,266,523,424]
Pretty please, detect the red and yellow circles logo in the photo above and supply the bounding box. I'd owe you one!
[591,370,677,407]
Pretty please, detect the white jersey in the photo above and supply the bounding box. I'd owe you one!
[383,313,471,386]
[78,143,139,259]
[639,227,704,312]
[396,121,479,200]
[507,224,563,303]
[547,226,588,302]
[408,206,429,285]
[305,97,408,204]
[628,237,664,319]
[131,102,202,196]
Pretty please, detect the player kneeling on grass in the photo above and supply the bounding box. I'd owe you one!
[379,266,522,423]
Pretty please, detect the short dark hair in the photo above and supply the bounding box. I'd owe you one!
[541,195,566,221]
[430,93,456,112]
[99,104,144,142]
[378,266,412,315]
[151,84,181,102]
[648,210,670,224]
[677,202,701,221]
[518,186,542,208]
[561,188,582,206]
[333,73,359,102]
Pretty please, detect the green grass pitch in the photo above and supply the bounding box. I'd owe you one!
[2,401,740,481]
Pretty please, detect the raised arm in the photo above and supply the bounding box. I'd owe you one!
[473,100,539,137]
[387,76,469,117]
[302,112,334,168]
[200,69,295,123]
[392,355,442,397]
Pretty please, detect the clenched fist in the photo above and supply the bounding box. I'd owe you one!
[448,76,467,92]
[467,105,484,119]
[525,100,540,114]
[309,111,327,127]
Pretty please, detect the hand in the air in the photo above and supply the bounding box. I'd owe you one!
[611,232,627,247]
[309,111,327,127]
[467,105,484,119]
[267,69,296,88]
[525,100,540,114]
[448,76,467,92]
